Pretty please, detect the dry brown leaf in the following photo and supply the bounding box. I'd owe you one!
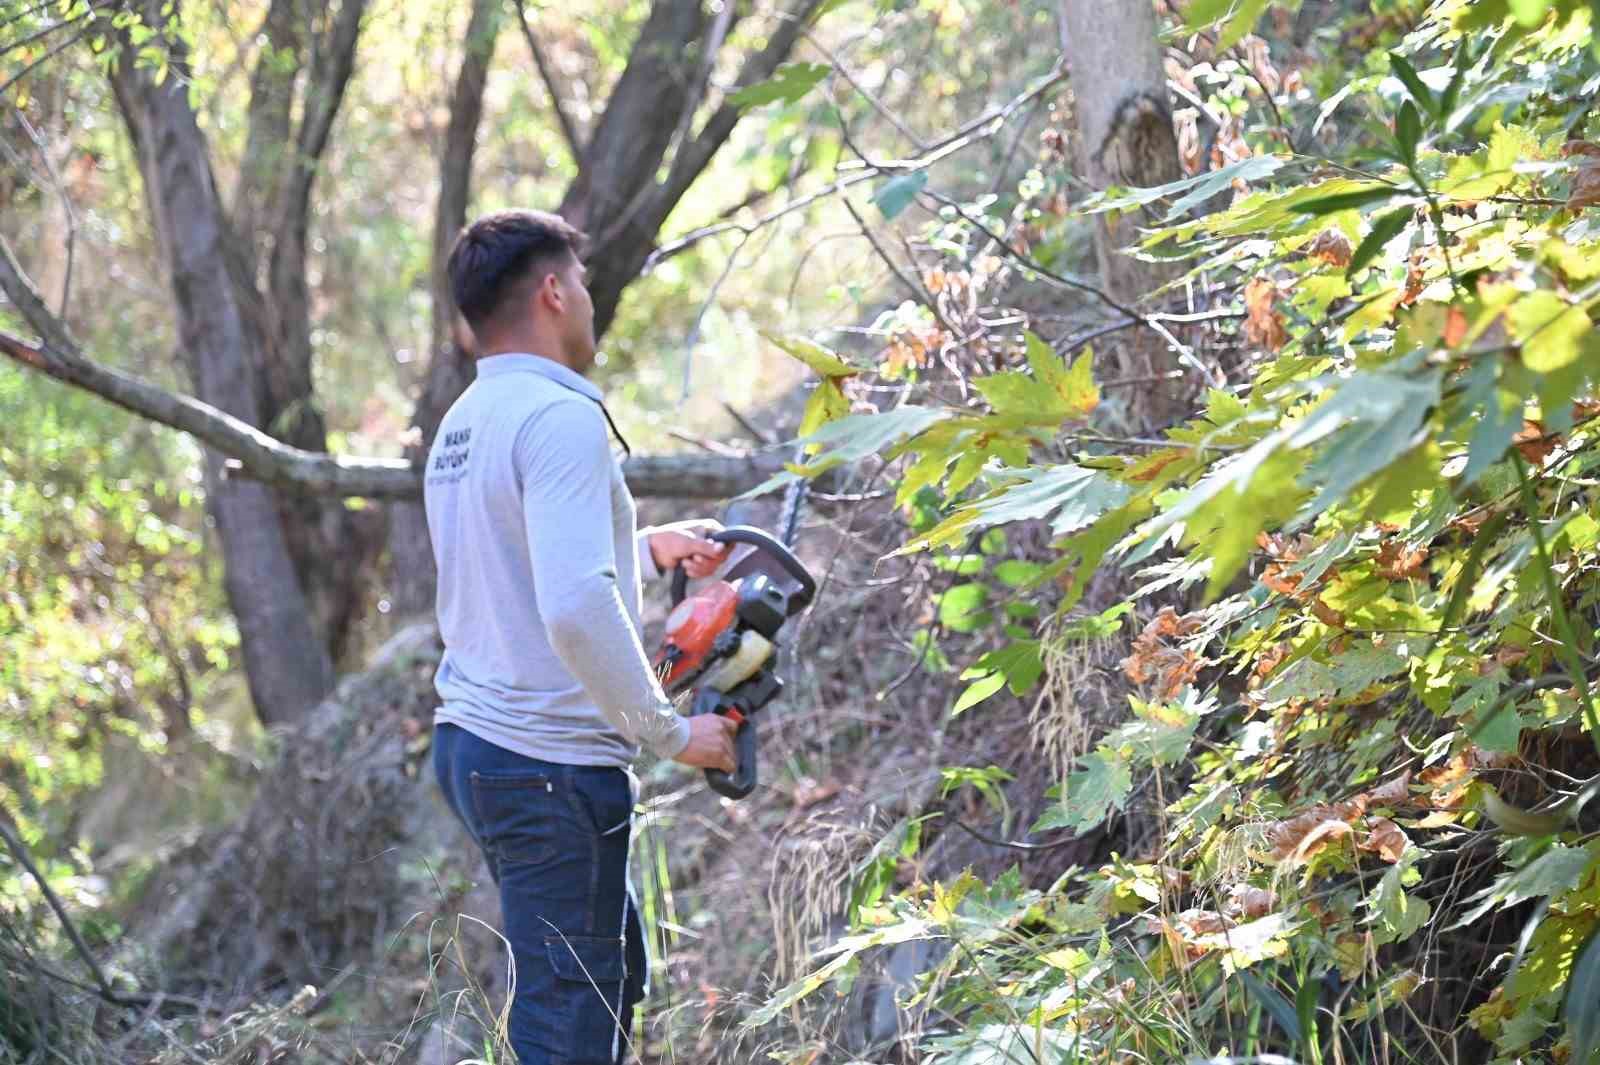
[1442,306,1469,348]
[1513,421,1560,464]
[1129,447,1193,483]
[1310,599,1347,628]
[1176,909,1234,937]
[1361,817,1409,863]
[792,777,842,809]
[1308,228,1354,268]
[1244,277,1288,351]
[1564,141,1600,210]
[1262,563,1305,599]
[1375,540,1429,581]
[1365,770,1414,808]
[1401,249,1429,305]
[1225,885,1278,920]
[1268,802,1364,862]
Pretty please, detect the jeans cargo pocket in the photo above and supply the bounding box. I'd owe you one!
[545,934,628,1065]
[468,771,569,867]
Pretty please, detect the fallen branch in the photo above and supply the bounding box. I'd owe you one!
[0,237,789,500]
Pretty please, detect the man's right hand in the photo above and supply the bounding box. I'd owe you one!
[674,713,738,774]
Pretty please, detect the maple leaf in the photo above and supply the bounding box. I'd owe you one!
[1244,277,1288,351]
[1308,228,1354,267]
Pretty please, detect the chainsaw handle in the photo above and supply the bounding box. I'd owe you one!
[668,526,816,609]
[688,686,757,800]
[707,713,758,800]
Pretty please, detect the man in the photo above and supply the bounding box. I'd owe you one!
[424,208,740,1065]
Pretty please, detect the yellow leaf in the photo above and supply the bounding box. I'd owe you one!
[765,332,860,378]
[797,378,851,448]
[1509,292,1591,373]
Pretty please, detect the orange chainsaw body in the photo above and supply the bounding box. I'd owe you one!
[656,579,739,690]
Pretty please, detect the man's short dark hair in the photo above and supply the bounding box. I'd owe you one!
[447,209,586,332]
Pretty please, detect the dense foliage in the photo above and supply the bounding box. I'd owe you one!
[755,1,1600,1061]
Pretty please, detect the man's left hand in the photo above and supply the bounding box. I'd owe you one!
[649,520,731,579]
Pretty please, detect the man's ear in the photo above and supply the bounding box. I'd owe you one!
[536,270,565,315]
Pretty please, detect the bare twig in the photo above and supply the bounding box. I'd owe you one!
[804,27,926,150]
[649,60,1067,269]
[0,807,207,1012]
[16,112,76,317]
[0,25,90,101]
[723,401,776,445]
[514,0,585,166]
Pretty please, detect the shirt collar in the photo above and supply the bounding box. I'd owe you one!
[475,352,603,403]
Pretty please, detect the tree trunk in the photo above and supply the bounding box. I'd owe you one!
[388,0,825,614]
[109,3,335,726]
[1058,0,1186,429]
[387,0,504,619]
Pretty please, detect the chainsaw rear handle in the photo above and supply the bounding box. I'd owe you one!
[669,525,816,609]
[688,687,758,800]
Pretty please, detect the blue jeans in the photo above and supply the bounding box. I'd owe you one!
[433,723,647,1065]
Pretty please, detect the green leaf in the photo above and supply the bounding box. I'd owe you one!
[964,640,1043,696]
[1389,53,1438,118]
[903,465,1132,553]
[1184,0,1272,51]
[1395,100,1423,163]
[1439,41,1472,120]
[1564,924,1600,1065]
[1296,185,1403,216]
[992,560,1044,588]
[1238,970,1304,1046]
[873,171,928,221]
[1026,333,1099,417]
[1085,155,1287,220]
[951,670,1006,715]
[1294,369,1443,514]
[740,406,952,497]
[1347,204,1415,276]
[1508,0,1552,25]
[1367,855,1432,945]
[1509,292,1592,373]
[1055,747,1133,832]
[729,62,831,110]
[1458,844,1592,926]
[938,583,991,633]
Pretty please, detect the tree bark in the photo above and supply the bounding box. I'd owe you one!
[106,3,335,726]
[389,0,826,614]
[1058,0,1186,429]
[387,0,504,618]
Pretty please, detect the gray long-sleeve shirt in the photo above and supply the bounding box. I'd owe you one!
[424,352,691,766]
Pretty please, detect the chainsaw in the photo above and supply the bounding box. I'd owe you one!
[655,526,816,800]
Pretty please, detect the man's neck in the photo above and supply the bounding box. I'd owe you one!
[478,340,580,374]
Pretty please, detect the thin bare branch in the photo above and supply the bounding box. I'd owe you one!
[803,27,926,150]
[514,0,585,166]
[0,25,89,101]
